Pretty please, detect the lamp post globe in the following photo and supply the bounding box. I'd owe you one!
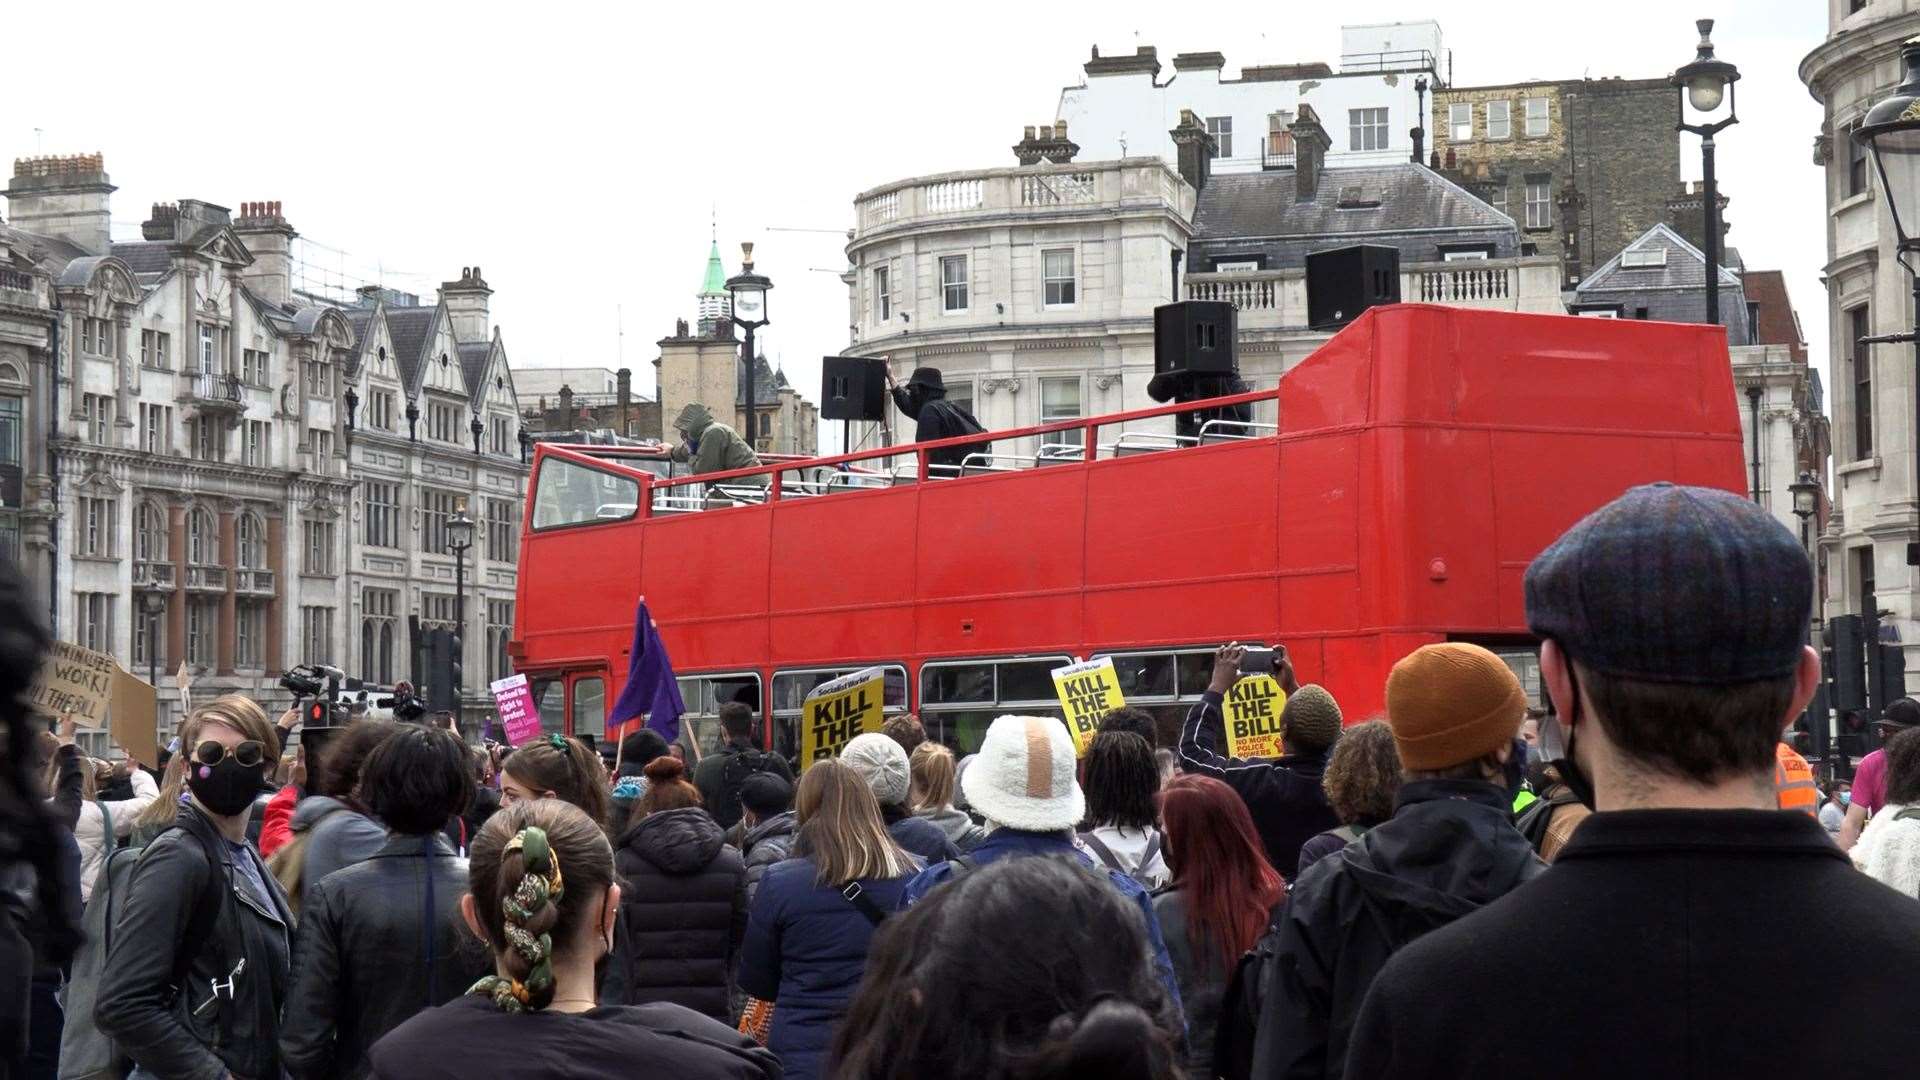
[726,242,775,450]
[1856,38,1920,256]
[1672,17,1740,326]
[1790,472,1821,523]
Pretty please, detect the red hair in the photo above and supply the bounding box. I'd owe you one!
[1159,774,1285,971]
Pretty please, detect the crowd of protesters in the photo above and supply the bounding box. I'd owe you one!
[8,481,1920,1079]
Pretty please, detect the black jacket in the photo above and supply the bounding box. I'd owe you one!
[693,742,795,832]
[740,811,798,902]
[1252,779,1543,1080]
[892,389,987,468]
[880,803,961,865]
[96,804,294,1080]
[1177,692,1339,877]
[1152,887,1233,1080]
[1145,371,1253,440]
[602,807,749,1022]
[369,995,781,1080]
[279,833,489,1080]
[1349,808,1920,1079]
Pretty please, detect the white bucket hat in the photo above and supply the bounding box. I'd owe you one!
[959,715,1085,832]
[840,732,911,808]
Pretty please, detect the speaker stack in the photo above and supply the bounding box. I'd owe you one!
[1305,244,1401,330]
[820,356,889,421]
[1152,301,1239,377]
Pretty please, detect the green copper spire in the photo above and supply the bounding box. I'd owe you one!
[700,240,727,296]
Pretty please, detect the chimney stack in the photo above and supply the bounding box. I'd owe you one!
[617,368,633,435]
[439,266,493,344]
[1289,106,1332,203]
[233,200,297,306]
[1168,110,1215,194]
[1013,120,1081,165]
[4,153,115,254]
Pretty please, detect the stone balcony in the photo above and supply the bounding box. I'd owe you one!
[235,568,274,596]
[852,158,1194,241]
[1183,255,1566,329]
[184,564,227,592]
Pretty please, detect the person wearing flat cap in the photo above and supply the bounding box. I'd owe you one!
[1251,641,1543,1080]
[888,366,986,470]
[1345,482,1920,1080]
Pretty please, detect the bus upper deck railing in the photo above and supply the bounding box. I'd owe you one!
[530,383,1285,524]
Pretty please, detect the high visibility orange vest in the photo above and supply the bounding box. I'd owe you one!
[1775,742,1818,816]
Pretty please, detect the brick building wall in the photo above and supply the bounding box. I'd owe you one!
[1433,77,1675,286]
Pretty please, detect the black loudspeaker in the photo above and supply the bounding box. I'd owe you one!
[1153,301,1238,377]
[1306,244,1401,329]
[1829,615,1866,713]
[821,356,888,421]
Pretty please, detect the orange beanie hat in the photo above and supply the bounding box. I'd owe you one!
[1385,643,1527,771]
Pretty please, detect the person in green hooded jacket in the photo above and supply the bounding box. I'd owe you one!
[669,402,768,487]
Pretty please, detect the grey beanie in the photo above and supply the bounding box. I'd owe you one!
[841,732,911,808]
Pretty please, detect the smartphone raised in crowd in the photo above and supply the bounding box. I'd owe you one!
[1239,646,1275,675]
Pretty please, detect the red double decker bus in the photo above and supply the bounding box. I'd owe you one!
[509,305,1746,760]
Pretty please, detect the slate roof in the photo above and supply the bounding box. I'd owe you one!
[737,353,785,407]
[1190,164,1520,268]
[383,306,438,392]
[56,255,111,288]
[1576,223,1742,294]
[458,341,492,398]
[109,242,174,279]
[1572,223,1751,345]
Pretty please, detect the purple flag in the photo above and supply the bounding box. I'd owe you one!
[608,599,685,745]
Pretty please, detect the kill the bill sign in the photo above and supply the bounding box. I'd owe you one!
[1052,657,1126,756]
[1224,674,1288,760]
[801,666,888,768]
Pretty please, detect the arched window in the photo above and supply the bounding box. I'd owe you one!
[187,508,214,565]
[134,500,167,563]
[237,512,265,569]
[361,621,376,682]
[378,622,394,685]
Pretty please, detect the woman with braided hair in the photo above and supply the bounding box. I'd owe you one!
[500,733,611,829]
[368,798,778,1079]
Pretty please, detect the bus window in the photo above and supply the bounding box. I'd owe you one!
[1492,648,1544,708]
[1096,647,1225,748]
[532,456,640,530]
[572,677,606,741]
[528,677,565,737]
[769,665,909,763]
[920,656,1073,755]
[674,672,764,761]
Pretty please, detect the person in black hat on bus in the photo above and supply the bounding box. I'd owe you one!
[889,367,986,470]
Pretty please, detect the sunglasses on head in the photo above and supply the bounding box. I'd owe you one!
[194,739,266,769]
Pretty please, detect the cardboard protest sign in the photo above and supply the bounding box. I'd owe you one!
[801,667,887,768]
[31,641,160,768]
[1225,674,1288,760]
[490,674,542,746]
[1051,657,1126,756]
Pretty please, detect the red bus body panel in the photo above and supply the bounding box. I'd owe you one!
[515,305,1745,723]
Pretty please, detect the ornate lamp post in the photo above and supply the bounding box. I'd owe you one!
[1672,18,1740,325]
[726,244,773,451]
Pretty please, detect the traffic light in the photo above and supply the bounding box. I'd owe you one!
[1829,615,1867,713]
[305,698,329,728]
[448,627,464,714]
[427,628,457,715]
[1872,643,1908,750]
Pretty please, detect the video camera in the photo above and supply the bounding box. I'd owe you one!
[375,681,428,723]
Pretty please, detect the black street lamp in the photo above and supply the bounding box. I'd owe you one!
[141,590,164,690]
[1673,18,1740,326]
[447,498,475,711]
[726,242,773,452]
[1791,470,1823,767]
[1854,38,1920,567]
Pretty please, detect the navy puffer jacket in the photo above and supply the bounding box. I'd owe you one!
[600,807,748,1022]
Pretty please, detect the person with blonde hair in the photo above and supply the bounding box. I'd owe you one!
[909,741,985,852]
[737,759,920,1080]
[368,799,777,1079]
[97,694,296,1080]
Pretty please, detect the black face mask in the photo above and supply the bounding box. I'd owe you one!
[188,756,265,817]
[1538,664,1596,810]
[1502,737,1530,798]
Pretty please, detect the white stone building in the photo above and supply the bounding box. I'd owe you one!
[0,155,528,743]
[1057,21,1444,176]
[1802,0,1920,649]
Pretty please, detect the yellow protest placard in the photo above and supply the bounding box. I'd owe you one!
[30,641,160,768]
[1225,675,1288,760]
[1052,657,1126,757]
[801,666,887,768]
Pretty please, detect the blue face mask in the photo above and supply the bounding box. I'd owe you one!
[1839,791,1852,806]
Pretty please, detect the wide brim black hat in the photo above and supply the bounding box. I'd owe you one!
[905,367,945,392]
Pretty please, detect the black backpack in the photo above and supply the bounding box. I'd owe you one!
[1514,788,1582,854]
[1213,899,1288,1080]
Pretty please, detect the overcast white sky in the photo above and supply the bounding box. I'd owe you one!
[5,0,1830,452]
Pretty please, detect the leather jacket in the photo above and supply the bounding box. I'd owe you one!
[279,832,488,1080]
[95,804,293,1080]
